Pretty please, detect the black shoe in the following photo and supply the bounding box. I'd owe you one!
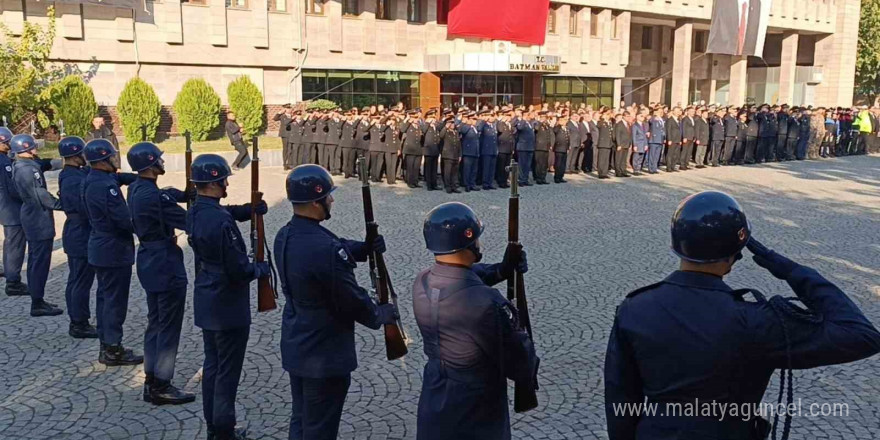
[407,184,418,189]
[150,380,196,406]
[521,182,532,186]
[471,187,481,191]
[696,165,706,169]
[680,167,690,171]
[211,428,249,440]
[5,281,28,296]
[632,172,643,176]
[427,186,437,191]
[101,345,144,366]
[451,189,461,194]
[143,374,154,403]
[557,179,567,183]
[498,184,510,189]
[69,321,98,339]
[598,175,610,179]
[619,173,631,178]
[31,300,63,317]
[98,342,107,364]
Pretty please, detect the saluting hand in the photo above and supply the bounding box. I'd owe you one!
[747,237,798,280]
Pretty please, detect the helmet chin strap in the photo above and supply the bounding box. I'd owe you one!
[466,241,483,263]
[318,197,332,220]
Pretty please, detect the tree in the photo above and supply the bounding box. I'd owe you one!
[227,76,264,137]
[46,75,98,137]
[856,0,880,101]
[306,99,339,111]
[174,78,221,141]
[117,77,162,141]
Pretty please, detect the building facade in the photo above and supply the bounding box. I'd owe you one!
[1,0,859,117]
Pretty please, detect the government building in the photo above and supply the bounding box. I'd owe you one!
[1,0,859,121]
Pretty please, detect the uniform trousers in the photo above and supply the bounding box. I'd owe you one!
[144,286,186,382]
[597,148,612,177]
[460,156,478,190]
[710,140,724,166]
[202,326,250,437]
[480,155,497,189]
[666,143,682,171]
[369,151,398,183]
[95,265,132,346]
[441,159,459,193]
[776,136,788,161]
[734,139,747,164]
[591,143,599,172]
[320,144,339,173]
[3,225,25,283]
[796,136,809,160]
[516,151,533,185]
[281,138,292,169]
[405,155,422,187]
[722,138,737,165]
[495,153,511,187]
[533,151,549,183]
[647,144,663,172]
[26,239,53,301]
[424,156,439,189]
[758,137,775,162]
[288,373,351,440]
[744,137,758,163]
[65,256,94,323]
[554,153,567,182]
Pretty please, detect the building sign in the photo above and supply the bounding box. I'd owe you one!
[509,55,561,73]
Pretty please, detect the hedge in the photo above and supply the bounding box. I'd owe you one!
[47,75,98,137]
[117,77,161,141]
[227,76,264,137]
[173,78,221,142]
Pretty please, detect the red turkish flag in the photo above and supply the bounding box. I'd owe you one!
[447,0,551,46]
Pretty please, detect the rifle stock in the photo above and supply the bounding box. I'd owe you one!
[507,158,538,413]
[251,136,277,312]
[184,131,193,210]
[358,157,408,361]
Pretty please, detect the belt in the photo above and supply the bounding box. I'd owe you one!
[426,358,495,385]
[139,237,176,250]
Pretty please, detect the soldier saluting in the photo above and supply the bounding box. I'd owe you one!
[274,165,397,440]
[412,202,538,440]
[605,191,880,440]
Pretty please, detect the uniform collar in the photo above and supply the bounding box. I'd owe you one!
[662,270,732,292]
[430,262,483,283]
[195,195,221,207]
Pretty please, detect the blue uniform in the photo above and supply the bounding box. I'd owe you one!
[647,117,666,173]
[129,178,189,383]
[12,158,61,301]
[514,119,536,185]
[0,152,25,284]
[458,123,481,190]
[275,215,393,440]
[187,195,261,438]
[59,165,94,323]
[411,263,538,440]
[83,168,134,346]
[477,121,499,189]
[605,268,880,440]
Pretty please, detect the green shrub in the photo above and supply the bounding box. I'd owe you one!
[46,75,97,137]
[306,99,338,111]
[173,78,221,141]
[117,77,161,141]
[227,76,264,137]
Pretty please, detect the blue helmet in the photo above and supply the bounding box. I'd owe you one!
[671,191,751,263]
[423,202,484,255]
[191,154,231,183]
[84,139,118,163]
[0,127,12,144]
[58,136,86,158]
[10,134,37,154]
[286,164,336,204]
[127,142,163,172]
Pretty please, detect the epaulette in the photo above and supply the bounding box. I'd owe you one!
[625,282,662,298]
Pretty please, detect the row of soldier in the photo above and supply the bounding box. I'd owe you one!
[271,101,878,192]
[1,127,879,440]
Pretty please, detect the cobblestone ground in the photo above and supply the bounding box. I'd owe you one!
[1,155,879,440]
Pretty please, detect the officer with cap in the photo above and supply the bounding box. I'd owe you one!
[413,202,538,440]
[274,164,397,440]
[58,136,136,337]
[0,127,28,296]
[126,142,196,406]
[459,112,481,192]
[187,154,270,440]
[605,191,880,440]
[82,138,143,364]
[10,134,64,316]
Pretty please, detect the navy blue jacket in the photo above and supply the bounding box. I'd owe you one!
[458,123,481,157]
[187,196,260,331]
[128,178,188,292]
[412,263,538,440]
[477,120,499,156]
[514,119,536,152]
[0,153,22,226]
[60,167,136,258]
[605,268,880,440]
[83,168,134,267]
[12,158,61,241]
[275,215,390,378]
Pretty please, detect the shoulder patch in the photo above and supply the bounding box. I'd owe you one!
[33,171,41,180]
[109,188,118,197]
[625,282,663,299]
[337,248,349,262]
[161,193,172,202]
[5,165,10,172]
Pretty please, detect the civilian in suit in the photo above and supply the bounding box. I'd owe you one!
[734,111,750,164]
[339,111,359,178]
[631,113,649,176]
[458,112,481,192]
[422,110,442,191]
[776,105,790,161]
[647,108,666,174]
[368,116,386,182]
[566,114,582,174]
[745,110,760,164]
[756,105,777,163]
[439,118,462,193]
[514,112,536,186]
[709,108,726,167]
[533,112,555,185]
[273,106,293,170]
[613,113,633,177]
[587,112,600,173]
[575,113,590,173]
[680,107,696,170]
[665,108,683,172]
[596,111,615,179]
[552,116,571,183]
[722,107,738,165]
[694,109,711,168]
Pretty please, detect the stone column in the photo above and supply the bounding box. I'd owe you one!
[728,56,748,107]
[648,78,664,104]
[814,0,859,106]
[670,22,693,107]
[613,78,623,108]
[778,32,799,105]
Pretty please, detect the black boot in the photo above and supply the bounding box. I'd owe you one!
[98,342,107,364]
[150,380,196,405]
[101,344,144,366]
[69,321,98,339]
[5,280,29,296]
[216,428,251,440]
[143,374,154,403]
[31,299,63,317]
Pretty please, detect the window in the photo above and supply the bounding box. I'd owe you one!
[268,0,286,12]
[407,0,423,23]
[226,0,247,8]
[305,0,323,14]
[437,0,449,24]
[182,0,207,4]
[590,11,599,37]
[569,7,580,36]
[377,0,393,20]
[641,26,653,49]
[694,30,708,53]
[303,69,419,108]
[343,0,358,16]
[547,5,557,34]
[543,77,614,108]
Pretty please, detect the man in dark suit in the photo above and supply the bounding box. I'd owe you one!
[422,110,442,191]
[576,112,590,173]
[400,110,425,189]
[514,110,536,186]
[665,107,683,172]
[273,106,293,170]
[495,108,515,188]
[722,107,739,165]
[339,110,359,179]
[533,111,554,185]
[776,105,790,161]
[439,117,462,193]
[613,112,633,178]
[587,111,600,173]
[224,112,250,170]
[709,108,726,167]
[680,107,696,170]
[694,109,711,168]
[596,110,614,179]
[566,113,582,174]
[322,110,343,174]
[552,115,571,183]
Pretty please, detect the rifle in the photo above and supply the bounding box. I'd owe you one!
[507,157,538,413]
[184,131,194,210]
[357,157,408,360]
[250,136,278,312]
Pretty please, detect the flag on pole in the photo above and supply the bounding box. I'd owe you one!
[447,0,551,46]
[707,0,773,58]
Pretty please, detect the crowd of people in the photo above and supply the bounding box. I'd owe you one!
[268,101,880,192]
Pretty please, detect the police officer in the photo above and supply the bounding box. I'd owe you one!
[401,110,424,188]
[126,142,196,406]
[552,115,570,183]
[495,109,515,188]
[83,139,143,365]
[0,127,28,296]
[514,110,536,186]
[275,164,397,440]
[413,202,538,440]
[604,191,880,440]
[339,110,359,179]
[533,111,554,185]
[10,134,63,316]
[459,112,481,192]
[477,110,499,190]
[422,110,442,191]
[187,154,270,440]
[439,116,462,194]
